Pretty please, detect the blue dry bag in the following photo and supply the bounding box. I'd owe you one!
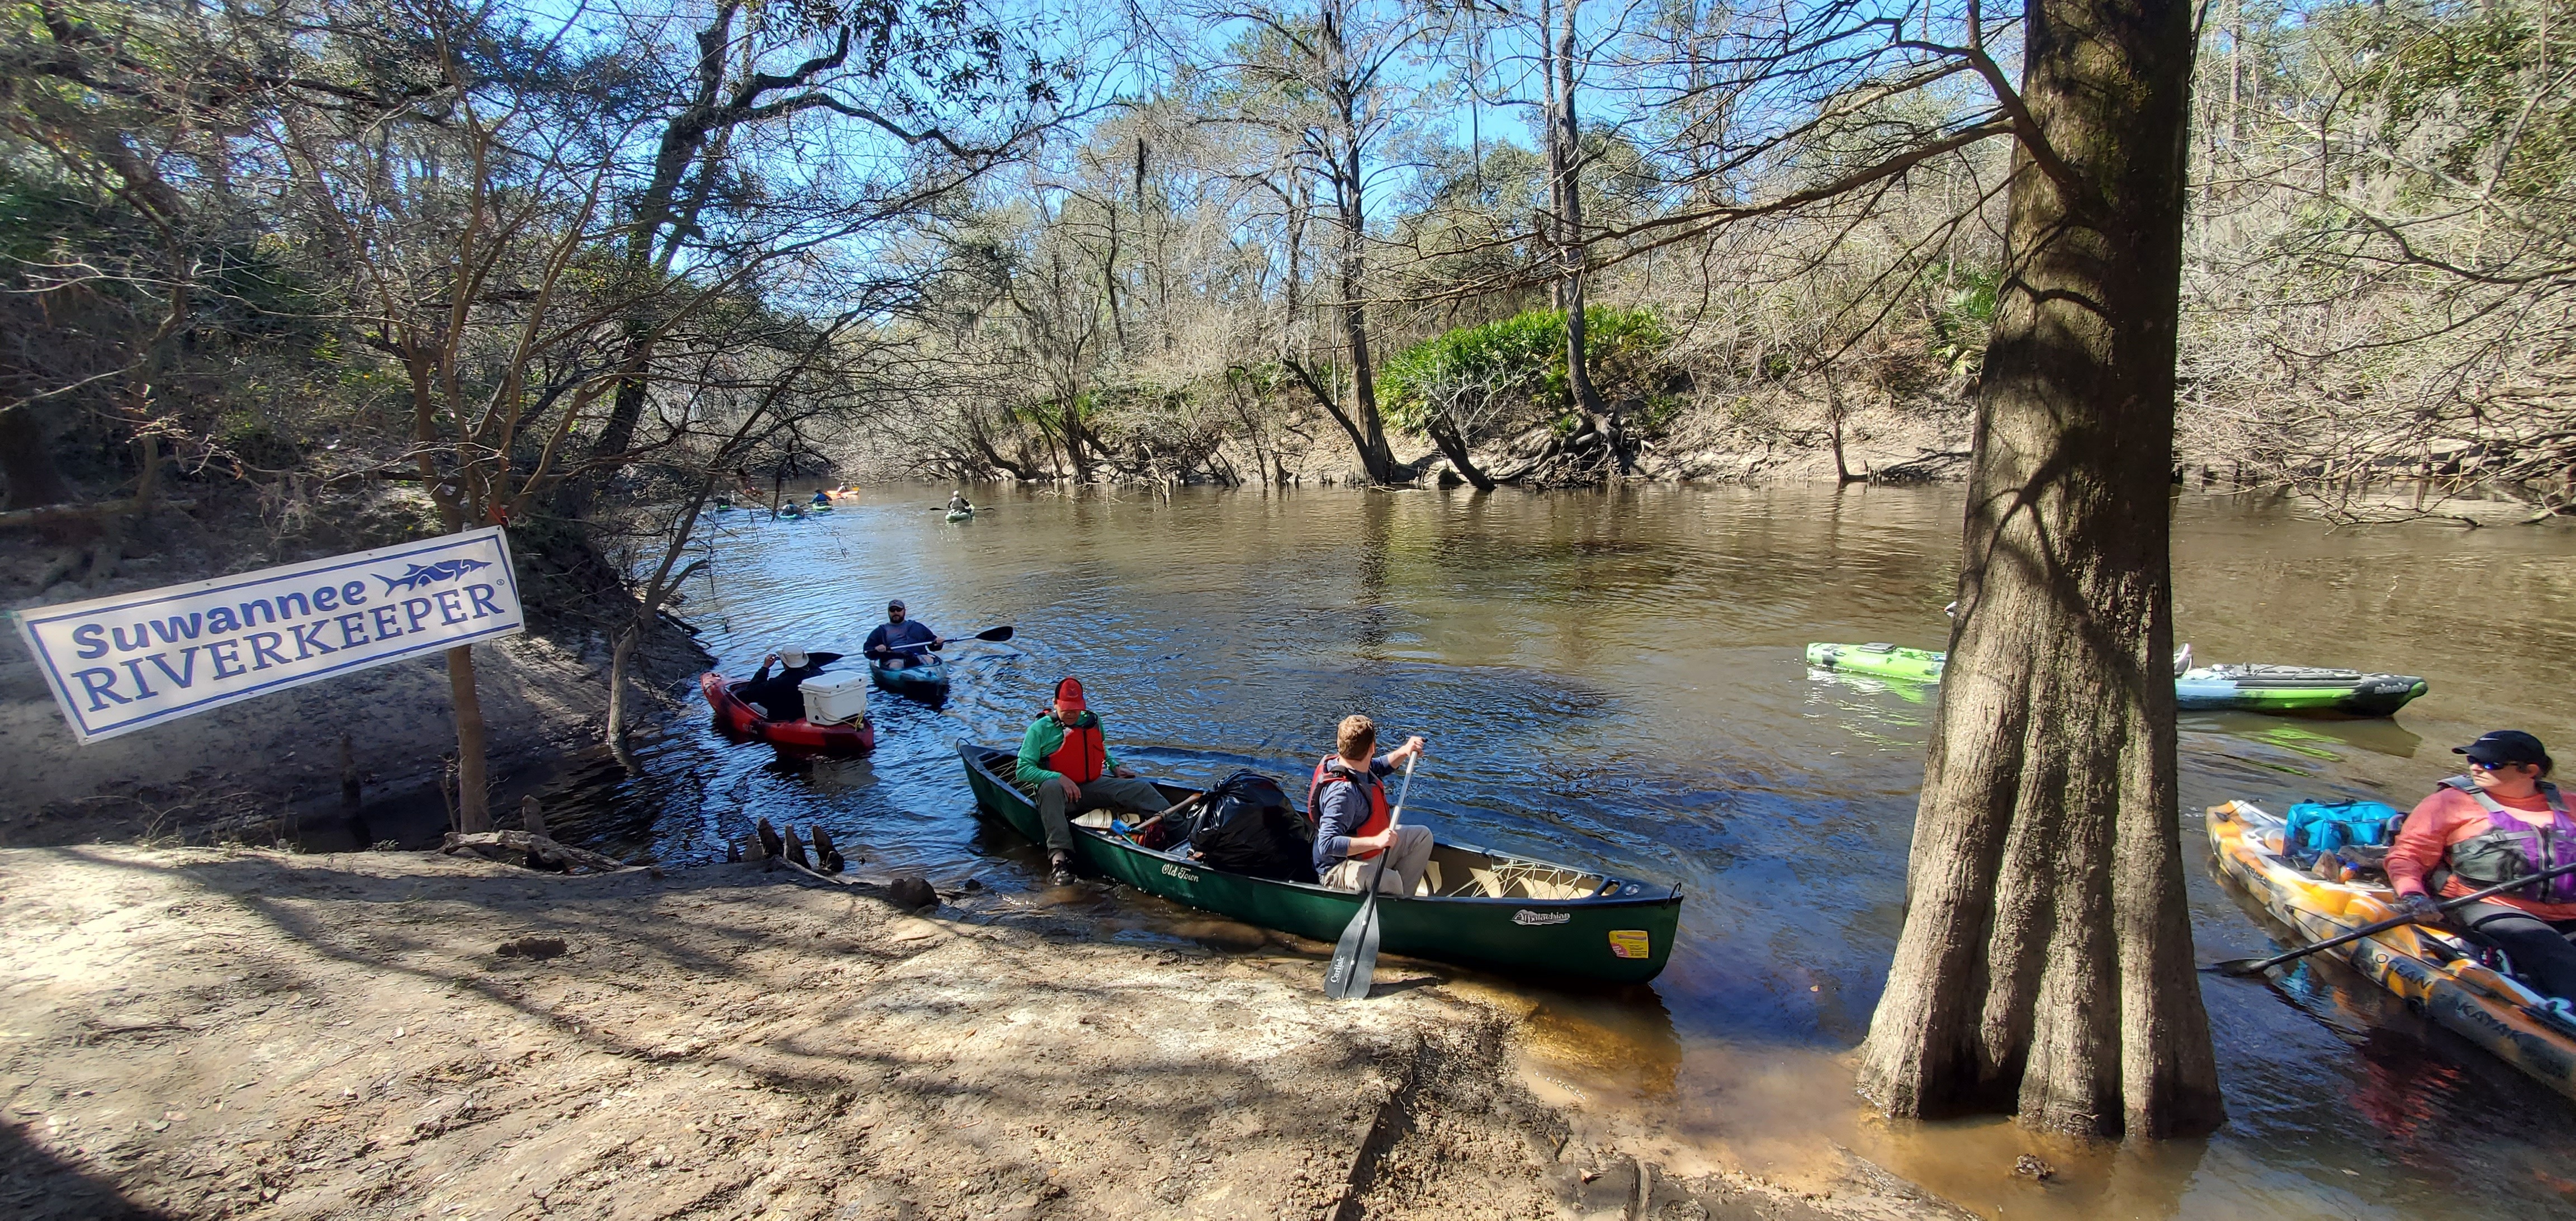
[2281,800,2404,865]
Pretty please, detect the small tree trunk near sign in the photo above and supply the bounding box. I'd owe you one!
[1853,0,2225,1139]
[446,646,492,834]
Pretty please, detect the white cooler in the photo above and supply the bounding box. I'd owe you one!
[798,671,870,725]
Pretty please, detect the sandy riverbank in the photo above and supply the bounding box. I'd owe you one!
[0,846,1966,1220]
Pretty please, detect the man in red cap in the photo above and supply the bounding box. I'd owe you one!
[1015,677,1169,885]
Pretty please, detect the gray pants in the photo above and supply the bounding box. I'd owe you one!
[1320,825,1434,896]
[1031,775,1169,855]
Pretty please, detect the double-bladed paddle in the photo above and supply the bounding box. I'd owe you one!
[1325,755,1417,1000]
[2204,857,2576,977]
[867,624,1014,657]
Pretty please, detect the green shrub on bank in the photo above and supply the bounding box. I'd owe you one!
[1380,306,1679,443]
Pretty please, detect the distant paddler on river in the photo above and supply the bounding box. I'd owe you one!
[1017,676,1168,886]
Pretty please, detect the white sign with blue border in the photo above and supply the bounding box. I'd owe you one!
[13,527,525,745]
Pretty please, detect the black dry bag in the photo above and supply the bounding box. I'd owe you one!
[1187,770,1317,883]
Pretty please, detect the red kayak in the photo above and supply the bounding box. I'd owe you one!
[698,672,875,755]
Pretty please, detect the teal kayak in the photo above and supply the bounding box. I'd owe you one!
[1806,642,2429,718]
[870,659,949,699]
[956,744,1683,984]
[946,508,973,522]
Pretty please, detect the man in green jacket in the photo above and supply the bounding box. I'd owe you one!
[1017,676,1169,886]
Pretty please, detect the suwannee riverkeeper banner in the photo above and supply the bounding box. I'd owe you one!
[13,527,525,744]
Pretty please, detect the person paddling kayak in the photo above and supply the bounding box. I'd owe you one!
[736,646,841,720]
[2387,730,2576,1001]
[1310,715,1432,895]
[1016,677,1168,885]
[862,600,943,669]
[949,490,973,513]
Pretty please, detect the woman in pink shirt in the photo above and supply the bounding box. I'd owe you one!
[2385,730,2576,1001]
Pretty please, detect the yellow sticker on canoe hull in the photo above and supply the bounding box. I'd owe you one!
[1608,929,1651,959]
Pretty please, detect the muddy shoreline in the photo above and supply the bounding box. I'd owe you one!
[0,846,1964,1220]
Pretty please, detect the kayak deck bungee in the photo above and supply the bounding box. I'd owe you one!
[870,659,950,698]
[698,673,875,755]
[955,744,1682,985]
[2205,801,2576,1099]
[1805,642,2427,718]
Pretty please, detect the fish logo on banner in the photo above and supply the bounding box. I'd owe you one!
[12,527,526,744]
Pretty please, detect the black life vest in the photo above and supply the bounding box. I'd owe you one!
[2437,776,2576,905]
[1307,755,1390,861]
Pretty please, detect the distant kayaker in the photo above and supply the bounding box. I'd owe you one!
[1309,716,1433,896]
[811,490,831,507]
[863,600,944,669]
[738,646,841,720]
[949,490,972,513]
[1016,676,1169,886]
[2388,730,2576,1001]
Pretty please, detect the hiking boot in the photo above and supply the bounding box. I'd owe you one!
[1048,853,1077,887]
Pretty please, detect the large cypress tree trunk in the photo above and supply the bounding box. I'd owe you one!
[1853,0,2223,1139]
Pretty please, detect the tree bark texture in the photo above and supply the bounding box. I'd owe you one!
[1854,0,2223,1140]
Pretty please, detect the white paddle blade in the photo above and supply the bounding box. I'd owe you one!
[1326,893,1379,999]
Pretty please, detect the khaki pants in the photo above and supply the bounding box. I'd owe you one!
[1032,775,1169,855]
[1320,825,1433,896]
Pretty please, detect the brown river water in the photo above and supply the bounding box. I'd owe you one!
[526,482,2576,1219]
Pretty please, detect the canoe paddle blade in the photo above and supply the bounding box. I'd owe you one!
[973,625,1015,643]
[1325,893,1379,1000]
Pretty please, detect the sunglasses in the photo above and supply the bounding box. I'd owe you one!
[2468,759,2526,772]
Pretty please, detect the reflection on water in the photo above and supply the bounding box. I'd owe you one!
[531,483,2576,1220]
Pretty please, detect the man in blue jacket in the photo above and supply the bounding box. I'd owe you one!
[863,600,943,669]
[1309,714,1432,895]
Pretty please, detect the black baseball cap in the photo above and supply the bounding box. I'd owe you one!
[2455,730,2549,766]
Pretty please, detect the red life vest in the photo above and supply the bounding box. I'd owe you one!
[1044,716,1106,784]
[1308,755,1391,860]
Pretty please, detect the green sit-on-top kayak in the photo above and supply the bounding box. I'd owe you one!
[1805,642,1948,683]
[1805,642,2430,718]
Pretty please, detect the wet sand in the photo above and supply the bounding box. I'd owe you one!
[0,845,1958,1220]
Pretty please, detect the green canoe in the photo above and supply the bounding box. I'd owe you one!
[955,744,1683,985]
[946,508,973,522]
[870,658,950,699]
[1806,642,2429,718]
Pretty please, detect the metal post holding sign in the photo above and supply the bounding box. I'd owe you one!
[12,527,527,745]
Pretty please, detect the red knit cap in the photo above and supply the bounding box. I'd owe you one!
[1054,677,1086,711]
